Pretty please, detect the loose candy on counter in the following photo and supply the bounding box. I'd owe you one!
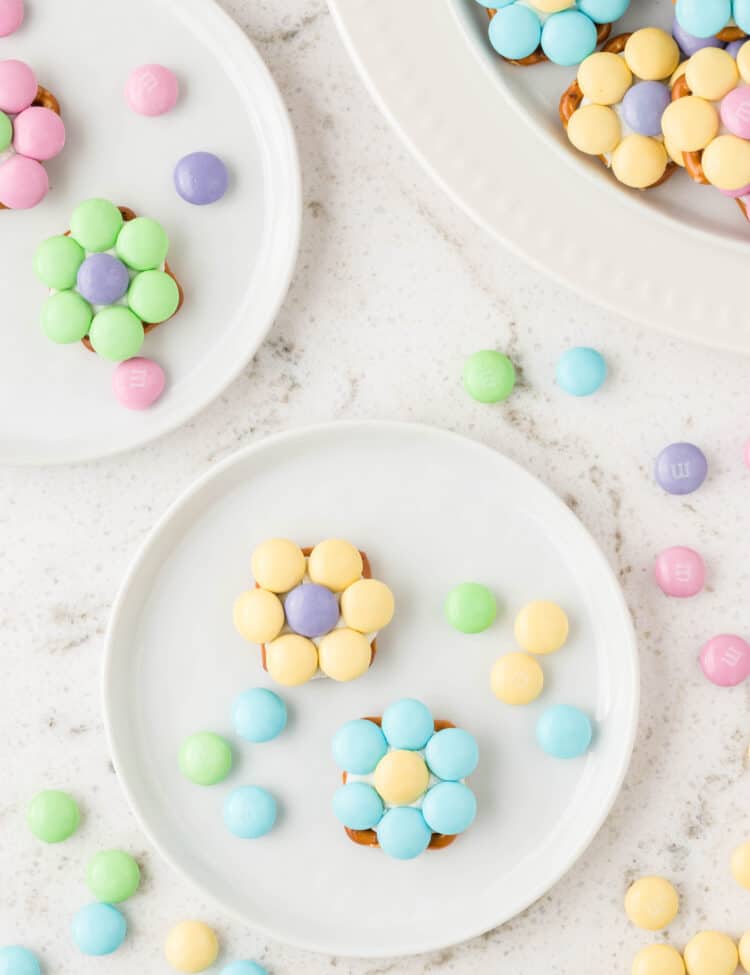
[0,946,41,975]
[699,634,750,686]
[654,546,705,597]
[556,346,607,396]
[112,357,166,410]
[625,876,680,930]
[71,903,127,956]
[490,652,544,705]
[631,943,686,975]
[514,600,569,654]
[444,582,497,634]
[223,785,277,839]
[86,849,141,903]
[683,931,738,975]
[179,732,233,785]
[463,350,516,403]
[654,442,708,495]
[219,964,268,975]
[174,152,228,205]
[0,0,24,37]
[730,840,750,888]
[536,704,592,758]
[27,789,80,843]
[232,687,287,742]
[125,64,179,116]
[164,921,219,974]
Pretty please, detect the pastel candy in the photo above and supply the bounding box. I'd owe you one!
[12,106,65,160]
[307,539,363,591]
[0,110,10,151]
[421,781,477,835]
[317,628,372,682]
[264,633,318,686]
[340,578,394,632]
[737,0,750,34]
[41,291,92,344]
[0,59,36,114]
[232,687,287,742]
[233,588,285,643]
[661,97,719,153]
[164,922,219,974]
[675,0,731,39]
[112,357,166,410]
[726,39,746,58]
[444,582,497,634]
[34,235,85,290]
[332,718,388,774]
[284,583,339,638]
[0,0,24,36]
[77,253,130,306]
[174,152,228,205]
[490,652,544,705]
[541,10,598,67]
[488,5,541,61]
[179,732,232,785]
[332,781,384,830]
[731,841,750,889]
[631,944,686,975]
[654,546,705,597]
[70,199,124,252]
[703,134,750,190]
[0,155,48,209]
[654,442,708,494]
[555,346,607,395]
[125,64,179,116]
[116,217,169,271]
[376,807,432,860]
[463,349,516,403]
[381,698,434,750]
[567,104,621,155]
[721,86,750,140]
[577,51,632,104]
[625,876,680,930]
[86,849,141,903]
[683,932,738,975]
[223,785,277,839]
[251,539,305,593]
[621,82,671,137]
[514,600,568,654]
[577,0,630,21]
[624,28,680,80]
[27,789,80,842]
[685,47,738,100]
[699,634,750,686]
[72,903,127,956]
[219,965,268,975]
[425,728,479,780]
[0,947,40,975]
[88,306,145,362]
[672,16,724,56]
[536,704,592,758]
[373,749,430,805]
[739,41,750,83]
[741,934,750,975]
[611,135,668,189]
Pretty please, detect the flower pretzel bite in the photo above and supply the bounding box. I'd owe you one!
[560,29,680,189]
[673,0,748,43]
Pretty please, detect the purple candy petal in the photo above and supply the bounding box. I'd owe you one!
[284,583,339,638]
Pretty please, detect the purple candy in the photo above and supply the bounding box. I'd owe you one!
[726,39,746,58]
[621,81,671,137]
[672,16,725,55]
[655,442,708,495]
[284,583,339,638]
[76,253,130,306]
[174,151,228,205]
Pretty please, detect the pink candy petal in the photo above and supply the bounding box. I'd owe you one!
[0,0,24,37]
[112,357,166,410]
[13,106,66,161]
[0,58,37,114]
[0,155,48,209]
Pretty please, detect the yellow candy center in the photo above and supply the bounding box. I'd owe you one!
[373,750,430,805]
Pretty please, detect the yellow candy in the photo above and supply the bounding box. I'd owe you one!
[685,48,738,101]
[232,589,284,644]
[164,921,219,974]
[624,876,680,931]
[624,28,679,81]
[683,932,738,975]
[265,633,318,686]
[317,628,372,682]
[661,97,719,153]
[340,578,394,632]
[611,135,668,189]
[665,134,686,167]
[670,61,688,87]
[534,0,574,10]
[737,41,750,85]
[567,104,621,156]
[702,134,750,191]
[251,538,305,593]
[490,652,544,705]
[577,52,632,105]
[307,539,363,592]
[739,931,750,972]
[731,840,750,889]
[632,944,685,975]
[373,750,430,805]
[514,601,569,655]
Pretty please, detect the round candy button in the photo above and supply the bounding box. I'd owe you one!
[112,357,166,410]
[223,785,277,839]
[611,134,668,189]
[624,28,680,80]
[699,634,750,687]
[556,346,607,396]
[703,133,750,191]
[174,152,229,205]
[741,932,750,973]
[179,732,232,785]
[631,944,685,975]
[487,4,541,61]
[541,9,597,66]
[381,698,434,750]
[654,546,705,597]
[425,728,479,780]
[463,350,516,403]
[625,876,680,930]
[251,538,305,593]
[232,687,287,743]
[284,582,339,638]
[317,628,372,682]
[116,217,169,271]
[232,589,284,644]
[34,235,85,290]
[683,931,738,975]
[567,104,621,155]
[340,578,394,632]
[128,270,180,323]
[720,86,750,140]
[88,306,145,362]
[70,199,124,253]
[0,155,48,209]
[27,789,80,843]
[738,40,750,82]
[490,652,544,705]
[219,964,268,975]
[621,82,671,137]
[675,0,731,39]
[376,806,432,860]
[685,46,738,100]
[332,781,384,830]
[514,600,568,654]
[0,59,36,114]
[308,539,363,591]
[672,17,724,56]
[576,0,630,22]
[41,291,93,344]
[421,781,477,836]
[77,253,130,306]
[0,946,40,975]
[444,582,497,634]
[0,0,24,37]
[655,442,708,495]
[125,64,179,116]
[661,97,719,153]
[72,903,127,956]
[731,840,750,889]
[536,704,592,758]
[373,750,430,805]
[13,106,65,161]
[332,718,388,774]
[577,51,632,104]
[86,849,141,903]
[265,633,318,686]
[164,921,219,974]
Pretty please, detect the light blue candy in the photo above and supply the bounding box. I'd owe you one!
[220,962,269,975]
[381,699,434,750]
[556,346,607,396]
[232,688,287,743]
[675,0,731,37]
[376,807,432,860]
[734,0,750,33]
[71,903,127,956]
[332,782,384,830]
[488,4,542,61]
[224,786,277,838]
[422,782,477,836]
[0,946,41,975]
[541,10,597,66]
[536,704,592,759]
[576,0,630,24]
[331,719,388,774]
[425,728,479,781]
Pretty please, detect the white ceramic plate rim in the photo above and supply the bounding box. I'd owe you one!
[102,420,640,956]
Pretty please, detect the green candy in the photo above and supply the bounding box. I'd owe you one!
[116,217,169,271]
[128,270,179,324]
[445,582,497,634]
[70,199,123,252]
[87,850,141,903]
[179,732,232,786]
[41,291,93,344]
[34,235,85,290]
[88,306,145,362]
[27,790,80,843]
[0,111,12,152]
[463,350,516,404]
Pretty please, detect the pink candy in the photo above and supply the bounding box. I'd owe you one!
[700,634,750,687]
[13,106,65,160]
[721,86,750,141]
[0,154,47,208]
[0,0,23,37]
[654,546,705,598]
[0,59,36,114]
[125,64,179,117]
[112,358,166,410]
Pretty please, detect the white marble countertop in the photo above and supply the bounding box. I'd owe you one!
[2,1,750,972]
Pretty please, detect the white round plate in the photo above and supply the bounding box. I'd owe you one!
[103,421,638,957]
[1,0,300,465]
[329,0,750,353]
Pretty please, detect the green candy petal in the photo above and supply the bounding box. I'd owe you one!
[0,111,12,152]
[88,306,145,361]
[34,235,85,290]
[70,199,123,252]
[41,291,93,344]
[128,270,179,323]
[116,217,169,271]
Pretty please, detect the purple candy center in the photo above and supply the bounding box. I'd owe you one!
[284,583,339,638]
[621,81,671,137]
[76,253,130,306]
[173,151,228,205]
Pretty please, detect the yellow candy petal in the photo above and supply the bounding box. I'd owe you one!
[265,633,318,686]
[490,652,544,705]
[307,538,363,592]
[232,588,284,644]
[514,600,569,654]
[534,0,574,10]
[631,944,685,975]
[685,47,738,101]
[702,134,750,191]
[664,134,686,167]
[340,578,394,632]
[730,840,750,889]
[670,61,688,88]
[739,931,750,973]
[624,876,680,931]
[611,135,668,189]
[317,628,372,682]
[661,97,719,153]
[737,40,750,85]
[625,28,680,81]
[373,750,430,805]
[567,104,621,155]
[683,932,738,975]
[251,538,305,593]
[164,921,219,974]
[577,51,633,105]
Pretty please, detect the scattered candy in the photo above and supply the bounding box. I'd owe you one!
[179,732,233,785]
[424,727,479,780]
[0,946,40,975]
[308,539,363,591]
[251,539,305,594]
[112,357,166,410]
[340,578,394,632]
[655,443,708,495]
[730,840,750,889]
[219,964,268,975]
[421,781,477,835]
[27,789,80,843]
[223,785,277,839]
[265,633,318,686]
[381,698,434,750]
[514,600,569,654]
[174,152,229,205]
[125,64,179,116]
[76,253,130,306]
[0,0,23,37]
[444,582,497,634]
[536,704,592,758]
[631,943,685,975]
[682,931,738,975]
[86,849,141,903]
[232,687,287,743]
[332,781,384,830]
[556,347,607,396]
[72,903,127,956]
[490,652,544,705]
[654,546,705,598]
[164,921,219,974]
[463,350,516,403]
[284,583,339,638]
[373,750,430,805]
[699,634,750,686]
[332,718,388,774]
[625,876,680,930]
